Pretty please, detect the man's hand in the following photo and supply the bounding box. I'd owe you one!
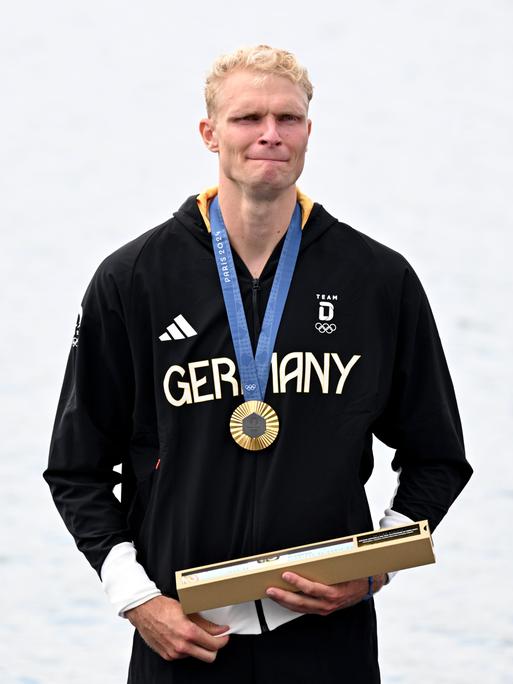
[125,596,230,663]
[265,572,387,616]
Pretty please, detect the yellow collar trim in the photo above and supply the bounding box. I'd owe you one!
[196,186,314,233]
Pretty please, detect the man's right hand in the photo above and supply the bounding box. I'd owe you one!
[125,596,230,663]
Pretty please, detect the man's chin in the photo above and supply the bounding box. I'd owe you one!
[245,178,296,201]
[247,169,299,195]
[223,168,301,200]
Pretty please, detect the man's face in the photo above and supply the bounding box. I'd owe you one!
[201,70,311,197]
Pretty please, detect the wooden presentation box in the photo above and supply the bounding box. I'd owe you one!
[176,521,434,614]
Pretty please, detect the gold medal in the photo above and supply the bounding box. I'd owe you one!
[230,400,279,451]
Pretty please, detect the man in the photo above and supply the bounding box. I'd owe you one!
[44,45,472,683]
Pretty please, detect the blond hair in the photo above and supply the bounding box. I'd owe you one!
[204,45,313,117]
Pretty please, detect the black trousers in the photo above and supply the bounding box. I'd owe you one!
[127,600,380,683]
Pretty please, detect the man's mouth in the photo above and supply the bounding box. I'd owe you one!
[247,157,289,162]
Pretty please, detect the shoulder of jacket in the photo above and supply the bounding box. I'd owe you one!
[330,217,416,279]
[80,216,182,322]
[90,216,178,289]
[349,222,409,265]
[313,206,423,304]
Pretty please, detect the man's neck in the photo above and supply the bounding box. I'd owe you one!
[217,182,298,279]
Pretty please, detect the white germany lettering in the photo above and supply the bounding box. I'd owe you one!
[163,353,361,406]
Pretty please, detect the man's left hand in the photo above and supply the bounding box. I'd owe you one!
[265,572,387,616]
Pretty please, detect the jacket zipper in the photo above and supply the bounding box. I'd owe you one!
[251,278,261,349]
[255,598,269,633]
[250,277,269,633]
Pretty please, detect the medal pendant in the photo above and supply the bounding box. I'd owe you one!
[230,400,279,451]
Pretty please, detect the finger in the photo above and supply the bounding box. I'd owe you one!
[174,641,220,664]
[281,572,337,600]
[147,618,229,661]
[266,586,331,614]
[189,613,230,635]
[211,627,231,638]
[185,621,230,653]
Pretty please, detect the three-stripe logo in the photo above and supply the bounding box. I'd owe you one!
[159,314,197,341]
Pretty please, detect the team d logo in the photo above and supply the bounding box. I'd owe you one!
[315,293,337,334]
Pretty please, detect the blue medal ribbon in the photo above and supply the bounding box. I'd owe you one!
[210,195,302,402]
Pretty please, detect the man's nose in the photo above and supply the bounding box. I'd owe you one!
[258,116,282,145]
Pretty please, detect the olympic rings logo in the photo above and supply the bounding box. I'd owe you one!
[315,322,337,334]
[245,383,257,391]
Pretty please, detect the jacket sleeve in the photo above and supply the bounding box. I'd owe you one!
[372,265,473,532]
[44,262,135,576]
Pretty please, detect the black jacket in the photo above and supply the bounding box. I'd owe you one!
[44,194,472,599]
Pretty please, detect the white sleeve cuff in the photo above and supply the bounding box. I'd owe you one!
[100,541,162,617]
[378,508,416,583]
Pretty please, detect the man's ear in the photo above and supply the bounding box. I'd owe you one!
[199,118,219,152]
[305,118,312,152]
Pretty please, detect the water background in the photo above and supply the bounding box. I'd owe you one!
[1,1,512,682]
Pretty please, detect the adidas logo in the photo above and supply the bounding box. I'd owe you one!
[159,314,197,341]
